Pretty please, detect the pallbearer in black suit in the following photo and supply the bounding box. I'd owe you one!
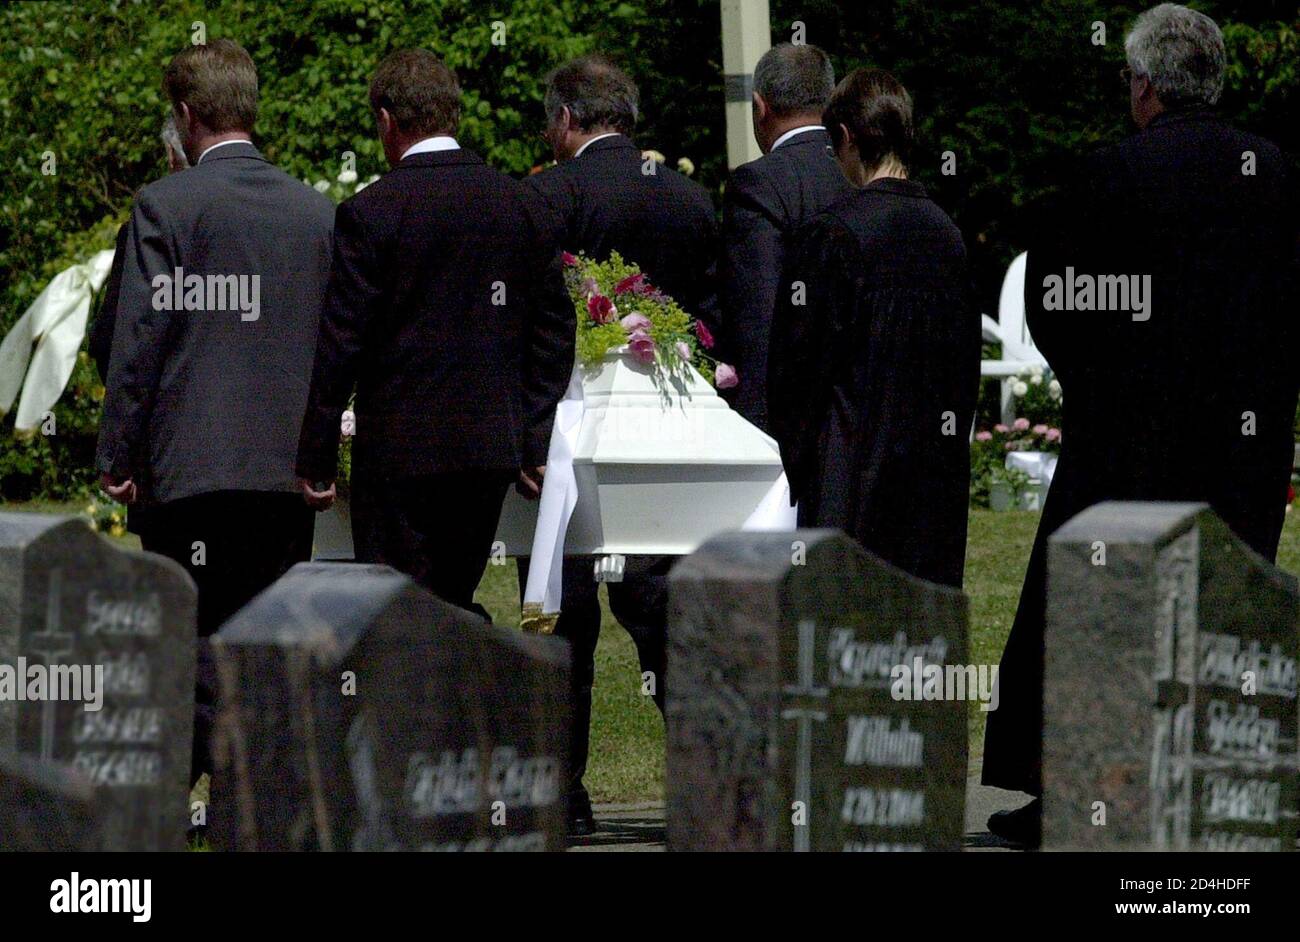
[95,40,335,785]
[769,68,981,588]
[90,114,191,545]
[519,55,718,836]
[718,43,851,430]
[982,4,1300,846]
[296,50,573,623]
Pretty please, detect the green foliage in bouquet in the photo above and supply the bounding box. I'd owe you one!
[563,251,729,388]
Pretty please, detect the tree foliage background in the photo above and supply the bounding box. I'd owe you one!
[1,0,1296,499]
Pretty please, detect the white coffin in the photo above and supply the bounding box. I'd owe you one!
[494,351,789,556]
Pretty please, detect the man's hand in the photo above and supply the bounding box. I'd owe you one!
[299,477,336,511]
[99,473,137,505]
[517,465,546,500]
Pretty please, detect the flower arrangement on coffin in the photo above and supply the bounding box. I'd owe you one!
[563,250,736,389]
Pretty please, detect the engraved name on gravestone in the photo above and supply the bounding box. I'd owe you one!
[0,749,99,851]
[0,513,196,851]
[1043,502,1299,850]
[667,530,969,852]
[209,562,569,852]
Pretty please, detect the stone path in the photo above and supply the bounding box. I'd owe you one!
[569,760,1035,852]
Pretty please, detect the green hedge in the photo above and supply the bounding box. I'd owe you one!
[2,0,1296,500]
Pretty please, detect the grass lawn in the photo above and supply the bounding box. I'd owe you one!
[6,501,1299,805]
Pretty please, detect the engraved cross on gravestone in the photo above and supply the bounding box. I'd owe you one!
[667,530,969,852]
[0,513,196,851]
[1043,502,1300,850]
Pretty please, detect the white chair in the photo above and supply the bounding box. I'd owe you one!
[980,251,1047,422]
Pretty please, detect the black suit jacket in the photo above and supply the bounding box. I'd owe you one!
[95,142,335,503]
[982,109,1300,795]
[89,221,131,382]
[768,179,979,589]
[296,148,573,483]
[525,134,718,323]
[719,128,851,429]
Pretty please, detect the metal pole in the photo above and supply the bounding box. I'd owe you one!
[720,0,771,169]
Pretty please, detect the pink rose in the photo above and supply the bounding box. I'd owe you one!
[693,319,715,350]
[615,273,652,295]
[1046,428,1061,443]
[675,340,691,361]
[620,312,651,333]
[715,362,738,389]
[975,430,992,442]
[340,409,356,438]
[1012,417,1031,431]
[562,251,579,267]
[588,294,615,324]
[628,329,657,364]
[1033,424,1049,435]
[993,423,1009,434]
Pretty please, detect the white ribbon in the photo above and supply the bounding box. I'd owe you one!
[0,249,115,432]
[523,366,585,614]
[742,471,798,530]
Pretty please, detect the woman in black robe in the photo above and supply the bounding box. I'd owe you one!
[768,68,981,589]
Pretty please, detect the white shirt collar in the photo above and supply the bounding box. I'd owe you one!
[574,132,621,159]
[771,125,826,152]
[401,136,460,160]
[196,139,254,164]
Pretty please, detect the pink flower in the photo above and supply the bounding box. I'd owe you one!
[620,312,651,333]
[1046,428,1061,443]
[562,251,579,267]
[1004,442,1017,451]
[693,319,715,350]
[615,273,653,295]
[628,329,657,364]
[340,409,356,438]
[715,362,739,389]
[1012,417,1031,431]
[581,276,599,298]
[675,340,691,361]
[975,430,992,442]
[993,423,1009,434]
[1032,424,1048,435]
[588,294,615,324]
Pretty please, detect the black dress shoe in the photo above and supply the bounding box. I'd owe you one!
[987,798,1041,848]
[566,791,597,838]
[567,811,597,838]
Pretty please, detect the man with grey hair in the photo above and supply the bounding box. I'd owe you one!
[160,112,190,172]
[522,53,717,838]
[983,3,1300,846]
[719,42,850,430]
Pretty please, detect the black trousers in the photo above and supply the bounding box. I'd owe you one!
[141,490,314,787]
[517,555,669,809]
[352,469,514,623]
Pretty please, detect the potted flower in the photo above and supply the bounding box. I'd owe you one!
[972,419,1062,511]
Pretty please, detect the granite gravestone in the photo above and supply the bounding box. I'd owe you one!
[0,749,99,851]
[667,530,970,852]
[209,562,570,851]
[0,513,196,851]
[1044,502,1300,851]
